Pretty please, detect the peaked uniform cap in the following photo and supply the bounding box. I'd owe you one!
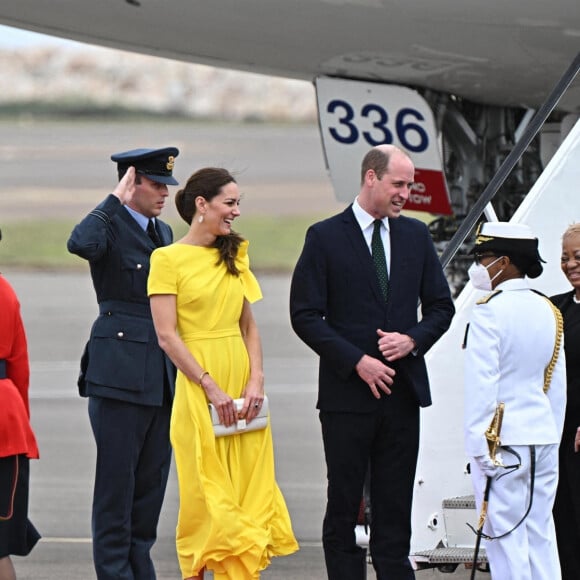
[111,147,179,185]
[471,221,545,278]
[476,222,536,241]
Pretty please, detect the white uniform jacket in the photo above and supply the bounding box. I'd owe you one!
[464,278,566,457]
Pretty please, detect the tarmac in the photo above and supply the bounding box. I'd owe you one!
[11,270,327,579]
[4,271,473,579]
[1,121,474,578]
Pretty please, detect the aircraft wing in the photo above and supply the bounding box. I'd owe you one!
[1,0,579,112]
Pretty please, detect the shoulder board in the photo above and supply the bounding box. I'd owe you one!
[476,289,502,305]
[530,288,548,298]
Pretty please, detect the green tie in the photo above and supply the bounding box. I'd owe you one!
[372,219,389,300]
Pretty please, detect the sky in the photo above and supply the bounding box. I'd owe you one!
[0,24,84,49]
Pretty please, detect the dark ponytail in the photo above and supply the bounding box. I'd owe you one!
[213,232,245,276]
[175,167,245,276]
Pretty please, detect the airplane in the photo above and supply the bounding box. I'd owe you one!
[0,1,579,218]
[1,1,580,573]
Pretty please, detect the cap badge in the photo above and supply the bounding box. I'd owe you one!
[166,156,175,171]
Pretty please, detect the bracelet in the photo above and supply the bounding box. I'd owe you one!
[198,371,209,387]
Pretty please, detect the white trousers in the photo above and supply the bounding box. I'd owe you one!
[470,444,561,580]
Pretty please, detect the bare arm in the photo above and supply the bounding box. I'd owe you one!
[238,299,265,421]
[150,293,237,426]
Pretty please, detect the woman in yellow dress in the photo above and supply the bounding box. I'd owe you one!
[148,167,298,580]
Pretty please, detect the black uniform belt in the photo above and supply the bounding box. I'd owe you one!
[0,359,6,379]
[98,300,151,318]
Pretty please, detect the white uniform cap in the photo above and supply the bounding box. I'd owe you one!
[478,222,536,240]
[473,221,544,278]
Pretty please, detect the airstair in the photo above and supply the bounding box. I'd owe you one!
[411,495,488,573]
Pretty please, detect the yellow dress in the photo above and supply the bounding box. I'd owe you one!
[148,241,298,579]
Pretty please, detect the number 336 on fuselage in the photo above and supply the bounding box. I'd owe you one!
[316,77,452,215]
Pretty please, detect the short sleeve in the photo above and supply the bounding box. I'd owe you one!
[148,247,178,296]
[236,240,263,304]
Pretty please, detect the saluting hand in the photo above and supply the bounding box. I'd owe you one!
[113,166,137,205]
[377,329,416,361]
[355,354,395,399]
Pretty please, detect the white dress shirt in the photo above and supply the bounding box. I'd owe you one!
[352,197,390,275]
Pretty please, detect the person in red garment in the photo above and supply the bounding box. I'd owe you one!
[0,228,40,580]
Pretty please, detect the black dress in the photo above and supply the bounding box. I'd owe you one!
[551,291,580,580]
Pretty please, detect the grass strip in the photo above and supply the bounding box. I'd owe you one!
[0,216,324,272]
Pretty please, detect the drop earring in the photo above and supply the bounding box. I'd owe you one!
[198,215,204,223]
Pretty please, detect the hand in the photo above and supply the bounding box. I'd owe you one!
[575,426,580,453]
[355,354,395,399]
[474,454,501,478]
[239,382,265,423]
[113,166,136,205]
[377,330,416,361]
[204,380,237,427]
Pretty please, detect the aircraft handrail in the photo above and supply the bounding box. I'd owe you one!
[440,51,580,270]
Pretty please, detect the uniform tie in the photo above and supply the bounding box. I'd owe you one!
[147,219,162,247]
[372,219,389,300]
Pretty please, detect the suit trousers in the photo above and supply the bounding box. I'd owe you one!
[319,385,419,580]
[471,444,560,580]
[88,396,172,580]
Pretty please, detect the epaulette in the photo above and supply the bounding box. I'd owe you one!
[476,289,502,305]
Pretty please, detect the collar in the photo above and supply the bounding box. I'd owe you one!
[124,205,153,231]
[494,277,531,292]
[352,198,390,233]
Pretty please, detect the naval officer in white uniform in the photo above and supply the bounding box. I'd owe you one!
[463,222,566,580]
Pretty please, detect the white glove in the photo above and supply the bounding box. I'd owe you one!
[474,454,502,478]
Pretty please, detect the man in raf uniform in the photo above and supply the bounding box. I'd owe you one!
[68,147,179,580]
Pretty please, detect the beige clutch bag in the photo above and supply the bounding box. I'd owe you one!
[209,396,269,437]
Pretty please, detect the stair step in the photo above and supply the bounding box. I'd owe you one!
[413,546,487,564]
[442,495,476,510]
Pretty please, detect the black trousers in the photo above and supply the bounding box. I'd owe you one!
[320,386,419,580]
[88,396,171,580]
[554,428,580,580]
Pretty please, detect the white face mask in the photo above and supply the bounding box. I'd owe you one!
[467,256,504,291]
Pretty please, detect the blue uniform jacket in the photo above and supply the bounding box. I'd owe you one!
[68,194,175,406]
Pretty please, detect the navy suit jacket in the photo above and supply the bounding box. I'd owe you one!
[290,205,454,411]
[68,194,175,406]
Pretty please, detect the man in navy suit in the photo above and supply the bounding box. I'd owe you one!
[68,147,179,580]
[290,145,455,580]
